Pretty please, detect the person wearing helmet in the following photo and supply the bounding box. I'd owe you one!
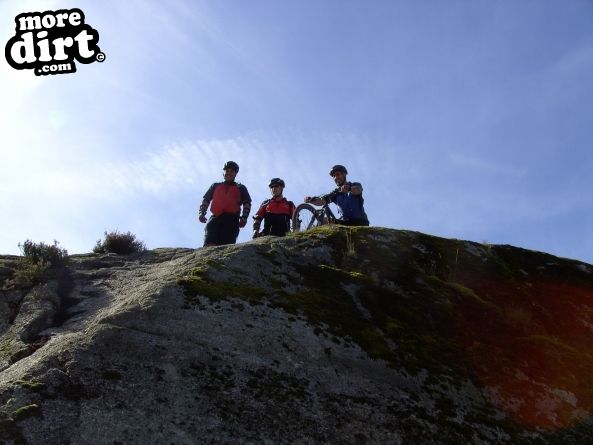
[252,178,296,238]
[305,164,369,226]
[198,161,252,246]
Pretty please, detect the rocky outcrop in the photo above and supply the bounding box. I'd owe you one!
[0,227,592,444]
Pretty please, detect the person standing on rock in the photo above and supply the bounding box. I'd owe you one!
[305,164,369,226]
[198,161,252,246]
[252,178,296,238]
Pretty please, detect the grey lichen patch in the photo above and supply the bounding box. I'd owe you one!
[202,258,224,269]
[14,380,46,392]
[11,404,41,422]
[254,245,280,264]
[245,368,310,402]
[427,277,493,308]
[178,269,268,307]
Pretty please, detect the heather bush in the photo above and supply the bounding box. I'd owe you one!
[12,240,69,288]
[19,239,68,267]
[94,230,146,255]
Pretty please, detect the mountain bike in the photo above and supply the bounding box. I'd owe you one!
[291,197,337,232]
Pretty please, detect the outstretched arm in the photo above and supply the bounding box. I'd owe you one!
[306,189,339,206]
[350,182,363,196]
[305,196,324,206]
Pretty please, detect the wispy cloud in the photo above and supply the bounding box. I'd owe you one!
[80,132,374,199]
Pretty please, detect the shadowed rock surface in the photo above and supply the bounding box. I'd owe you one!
[0,226,592,444]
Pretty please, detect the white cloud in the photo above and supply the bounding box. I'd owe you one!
[79,132,375,199]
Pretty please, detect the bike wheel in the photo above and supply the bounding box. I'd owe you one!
[292,203,318,232]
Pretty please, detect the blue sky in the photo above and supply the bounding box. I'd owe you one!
[1,0,592,264]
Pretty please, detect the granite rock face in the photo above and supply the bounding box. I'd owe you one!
[0,226,592,444]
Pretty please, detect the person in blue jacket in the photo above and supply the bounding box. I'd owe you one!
[305,164,369,226]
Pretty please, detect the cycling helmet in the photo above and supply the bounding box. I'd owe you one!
[269,178,285,188]
[223,161,239,172]
[329,164,348,176]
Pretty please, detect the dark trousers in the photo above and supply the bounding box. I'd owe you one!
[262,214,290,237]
[204,213,240,246]
[335,218,369,227]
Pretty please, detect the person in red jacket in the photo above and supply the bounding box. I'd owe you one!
[252,178,295,238]
[198,161,252,246]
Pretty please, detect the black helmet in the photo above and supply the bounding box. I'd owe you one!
[329,164,348,176]
[223,161,239,172]
[269,178,285,188]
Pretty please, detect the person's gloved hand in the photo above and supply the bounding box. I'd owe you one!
[199,214,207,223]
[239,217,247,228]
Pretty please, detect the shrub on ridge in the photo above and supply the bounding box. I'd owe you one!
[11,239,69,288]
[93,230,146,255]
